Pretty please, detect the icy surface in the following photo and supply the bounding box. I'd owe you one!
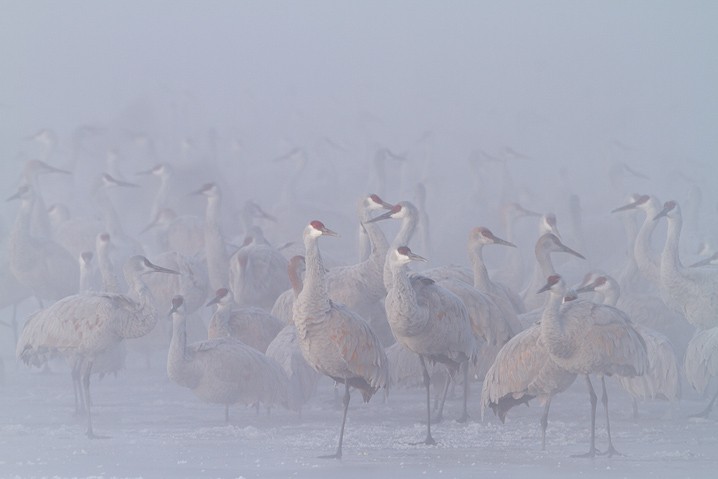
[1,352,716,478]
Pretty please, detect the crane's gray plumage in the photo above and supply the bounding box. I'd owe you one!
[537,274,648,457]
[385,245,478,444]
[16,255,179,437]
[292,220,388,459]
[207,288,283,353]
[167,295,289,423]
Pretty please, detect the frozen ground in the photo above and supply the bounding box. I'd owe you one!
[1,348,716,479]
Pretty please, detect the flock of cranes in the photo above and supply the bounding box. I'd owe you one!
[1,125,717,460]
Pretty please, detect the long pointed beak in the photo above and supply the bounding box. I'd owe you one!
[366,209,394,224]
[492,235,516,248]
[321,227,339,237]
[139,219,158,235]
[536,282,552,294]
[149,262,180,275]
[408,251,428,262]
[653,206,671,221]
[624,164,650,180]
[574,284,596,294]
[518,206,541,217]
[559,242,586,260]
[611,201,640,214]
[689,252,718,268]
[6,189,24,201]
[39,163,72,175]
[205,296,221,307]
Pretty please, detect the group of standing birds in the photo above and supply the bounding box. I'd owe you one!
[4,141,716,460]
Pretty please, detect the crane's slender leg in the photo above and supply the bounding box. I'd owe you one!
[457,360,470,423]
[572,375,598,457]
[71,358,85,415]
[540,398,552,450]
[225,404,230,423]
[412,356,437,446]
[81,360,108,439]
[433,370,451,423]
[320,381,350,459]
[598,376,621,456]
[632,398,639,419]
[691,389,718,418]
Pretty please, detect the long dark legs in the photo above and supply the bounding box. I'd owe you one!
[434,371,451,423]
[71,358,85,415]
[457,360,470,423]
[540,398,552,450]
[413,355,437,445]
[572,375,598,457]
[599,376,621,456]
[320,381,351,459]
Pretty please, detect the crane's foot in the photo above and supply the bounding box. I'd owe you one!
[456,412,470,423]
[571,448,597,458]
[597,445,622,457]
[318,450,342,460]
[410,435,437,446]
[689,406,713,419]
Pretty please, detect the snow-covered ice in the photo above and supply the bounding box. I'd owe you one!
[1,350,716,478]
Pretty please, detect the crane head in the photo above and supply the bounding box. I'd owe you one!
[537,274,563,294]
[6,184,31,202]
[689,251,718,268]
[611,194,649,213]
[80,251,94,265]
[169,295,184,315]
[653,200,678,221]
[101,173,140,189]
[395,245,427,264]
[190,182,219,198]
[308,220,338,238]
[470,226,516,248]
[367,193,393,210]
[206,288,231,307]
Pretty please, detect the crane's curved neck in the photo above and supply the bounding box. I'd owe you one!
[387,260,425,334]
[296,234,331,326]
[120,273,158,338]
[539,291,568,354]
[289,263,304,297]
[384,207,419,290]
[168,312,201,387]
[469,244,492,292]
[634,202,661,282]
[661,213,684,275]
[97,246,120,293]
[151,173,171,220]
[210,302,232,337]
[206,195,222,230]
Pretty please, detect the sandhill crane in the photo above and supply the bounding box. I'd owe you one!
[136,163,175,225]
[47,202,102,261]
[293,220,388,459]
[21,159,71,238]
[521,233,585,314]
[271,255,306,324]
[467,226,525,318]
[265,255,320,413]
[684,327,718,418]
[0,258,32,345]
[653,201,718,330]
[537,274,648,457]
[579,274,681,418]
[193,182,229,291]
[481,318,577,450]
[140,208,204,257]
[168,296,289,423]
[324,194,394,345]
[16,255,179,437]
[611,194,663,289]
[493,202,541,291]
[385,246,478,445]
[206,288,283,353]
[229,231,289,310]
[7,184,79,302]
[94,173,145,263]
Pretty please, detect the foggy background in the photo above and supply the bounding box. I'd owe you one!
[2,2,716,252]
[1,1,717,478]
